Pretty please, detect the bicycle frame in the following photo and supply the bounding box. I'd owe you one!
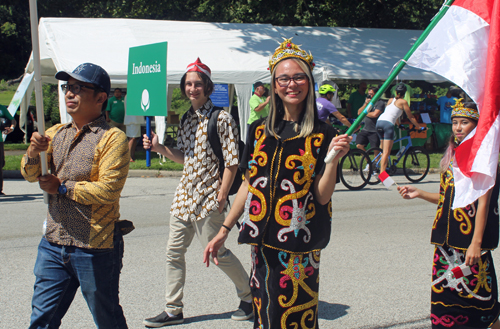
[371,135,413,170]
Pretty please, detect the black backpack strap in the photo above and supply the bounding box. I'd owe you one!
[207,107,225,178]
[180,109,191,127]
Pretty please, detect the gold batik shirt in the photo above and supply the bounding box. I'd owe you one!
[21,116,130,249]
[171,99,239,221]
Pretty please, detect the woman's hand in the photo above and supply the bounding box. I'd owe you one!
[328,134,352,162]
[203,228,229,267]
[465,242,482,266]
[397,185,419,199]
[142,131,159,153]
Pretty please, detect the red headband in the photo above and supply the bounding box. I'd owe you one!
[185,58,211,79]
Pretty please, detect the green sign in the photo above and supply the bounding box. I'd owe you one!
[126,42,168,116]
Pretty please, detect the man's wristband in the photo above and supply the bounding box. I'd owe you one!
[222,224,232,232]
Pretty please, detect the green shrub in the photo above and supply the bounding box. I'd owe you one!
[42,84,60,125]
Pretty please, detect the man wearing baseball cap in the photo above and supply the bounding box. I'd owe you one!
[21,63,131,328]
[247,81,270,126]
[142,58,252,327]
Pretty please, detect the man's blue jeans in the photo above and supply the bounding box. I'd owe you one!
[29,233,128,329]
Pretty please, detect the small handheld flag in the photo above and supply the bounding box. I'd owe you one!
[451,263,472,279]
[451,251,488,279]
[379,171,396,188]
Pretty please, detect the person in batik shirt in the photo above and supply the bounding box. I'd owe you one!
[142,58,253,327]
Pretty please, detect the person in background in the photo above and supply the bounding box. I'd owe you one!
[316,84,352,127]
[203,38,350,329]
[347,81,367,119]
[21,62,131,329]
[248,81,270,126]
[123,94,145,162]
[376,83,423,174]
[106,87,126,131]
[0,104,16,196]
[355,86,384,152]
[437,88,458,124]
[398,100,500,329]
[320,80,342,109]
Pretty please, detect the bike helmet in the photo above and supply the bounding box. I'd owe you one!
[319,84,336,95]
[395,83,407,95]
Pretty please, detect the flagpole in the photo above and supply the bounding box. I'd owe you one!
[29,0,49,204]
[325,0,455,163]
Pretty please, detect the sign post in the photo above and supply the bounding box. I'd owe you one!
[127,42,168,167]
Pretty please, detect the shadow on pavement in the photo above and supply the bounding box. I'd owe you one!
[318,300,349,320]
[0,193,42,202]
[184,311,234,323]
[184,302,349,324]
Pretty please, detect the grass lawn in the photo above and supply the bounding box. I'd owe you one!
[4,143,29,151]
[4,154,23,171]
[0,90,15,106]
[129,150,183,171]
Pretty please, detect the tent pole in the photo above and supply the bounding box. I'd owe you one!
[29,0,49,203]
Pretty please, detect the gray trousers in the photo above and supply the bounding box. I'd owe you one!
[165,211,252,315]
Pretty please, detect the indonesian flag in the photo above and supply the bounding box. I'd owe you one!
[378,171,395,188]
[407,0,500,209]
[451,263,472,279]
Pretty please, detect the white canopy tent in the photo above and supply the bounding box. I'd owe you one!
[16,17,445,140]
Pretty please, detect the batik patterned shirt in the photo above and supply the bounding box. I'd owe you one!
[171,99,239,221]
[21,116,130,249]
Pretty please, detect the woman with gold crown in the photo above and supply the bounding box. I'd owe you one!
[203,38,351,328]
[398,99,500,329]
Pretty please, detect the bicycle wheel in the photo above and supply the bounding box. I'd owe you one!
[403,146,430,182]
[339,149,371,190]
[362,147,383,185]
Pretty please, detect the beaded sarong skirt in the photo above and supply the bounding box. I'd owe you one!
[431,245,500,328]
[251,246,321,329]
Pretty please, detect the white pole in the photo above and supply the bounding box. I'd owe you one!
[29,0,49,204]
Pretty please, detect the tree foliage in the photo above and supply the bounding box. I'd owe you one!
[0,0,443,80]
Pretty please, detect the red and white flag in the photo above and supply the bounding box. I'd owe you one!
[407,0,500,209]
[451,263,472,279]
[378,171,395,188]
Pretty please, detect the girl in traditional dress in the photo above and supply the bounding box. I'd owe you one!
[203,38,351,328]
[398,100,500,329]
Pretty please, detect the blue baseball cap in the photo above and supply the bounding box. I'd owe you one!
[55,63,110,95]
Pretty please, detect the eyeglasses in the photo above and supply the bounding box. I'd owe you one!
[61,84,101,95]
[275,74,309,87]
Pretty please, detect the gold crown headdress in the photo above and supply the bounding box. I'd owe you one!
[451,98,479,121]
[268,38,314,73]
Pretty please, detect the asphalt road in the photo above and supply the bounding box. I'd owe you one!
[2,173,497,329]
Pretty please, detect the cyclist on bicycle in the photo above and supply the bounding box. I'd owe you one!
[376,83,423,174]
[316,84,352,127]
